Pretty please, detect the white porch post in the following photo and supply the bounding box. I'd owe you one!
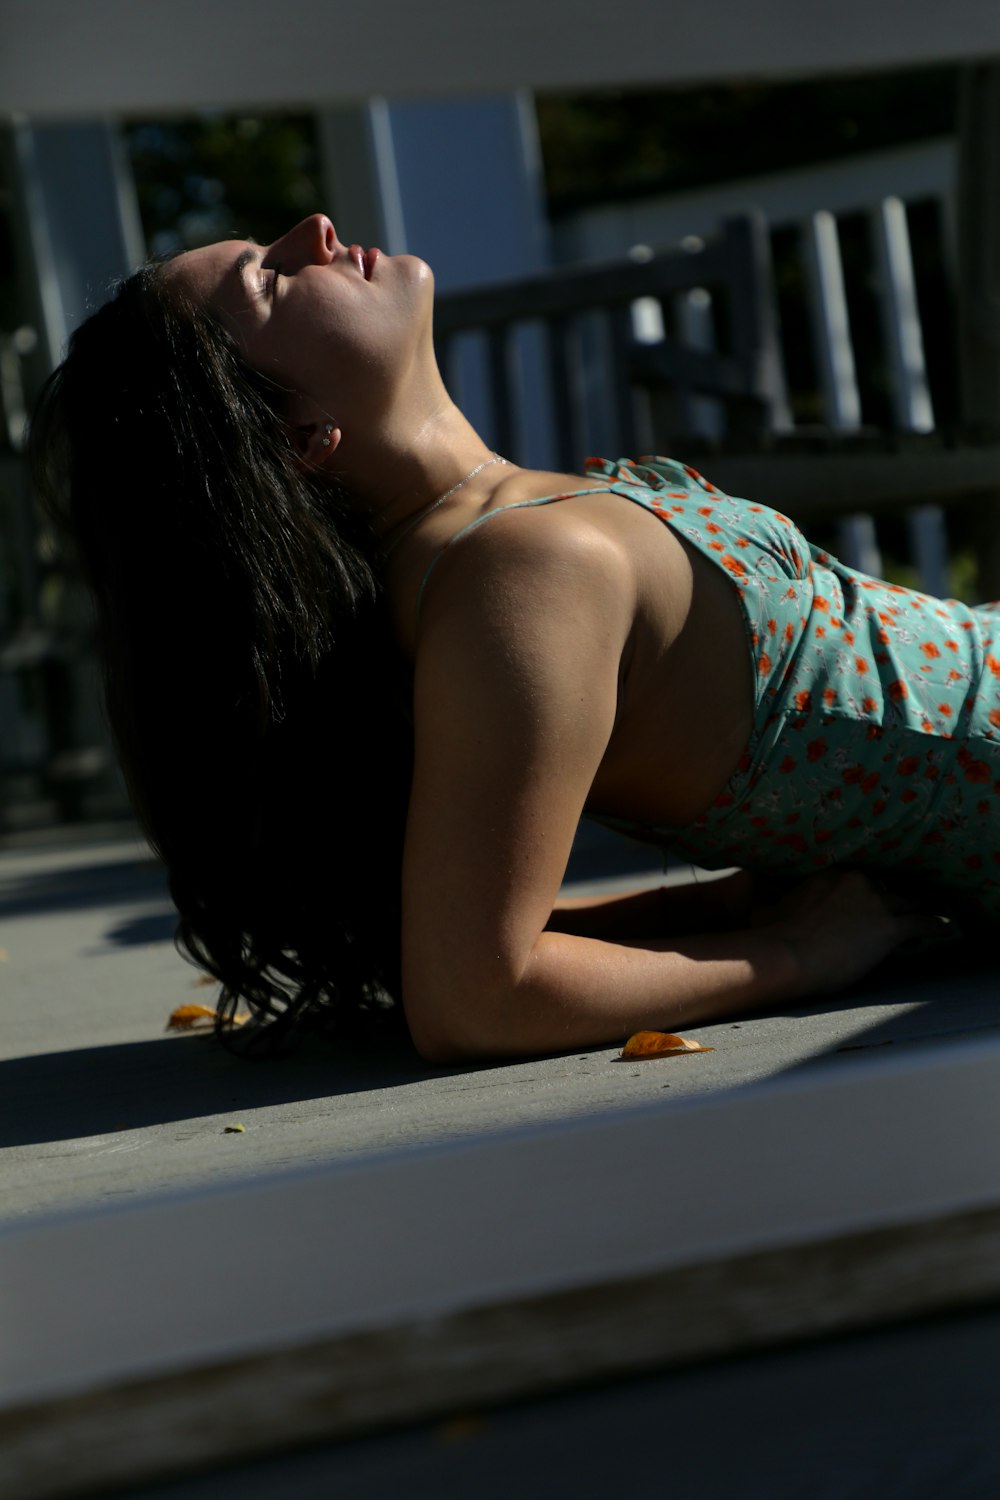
[8,119,145,367]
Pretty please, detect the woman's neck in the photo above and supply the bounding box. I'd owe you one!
[334,399,513,544]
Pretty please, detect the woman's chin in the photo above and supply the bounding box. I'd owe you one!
[392,252,434,295]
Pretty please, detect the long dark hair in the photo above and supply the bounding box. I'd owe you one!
[30,263,412,1049]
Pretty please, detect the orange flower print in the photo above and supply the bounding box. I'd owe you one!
[780,755,797,773]
[758,652,772,675]
[807,737,828,761]
[920,641,941,659]
[939,703,953,717]
[839,768,881,792]
[814,596,830,613]
[988,655,1000,678]
[862,696,878,713]
[794,690,812,712]
[823,687,836,706]
[888,680,908,702]
[991,708,1000,729]
[959,748,991,784]
[854,657,869,675]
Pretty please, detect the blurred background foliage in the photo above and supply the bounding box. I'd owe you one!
[537,65,957,210]
[126,114,323,256]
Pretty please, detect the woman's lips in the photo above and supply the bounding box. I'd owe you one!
[349,244,380,280]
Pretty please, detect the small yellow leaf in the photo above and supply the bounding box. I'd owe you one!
[193,974,217,987]
[166,1002,250,1032]
[223,1123,245,1134]
[621,1030,714,1059]
[166,1003,217,1031]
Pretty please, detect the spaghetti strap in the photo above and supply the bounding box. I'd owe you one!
[415,485,617,620]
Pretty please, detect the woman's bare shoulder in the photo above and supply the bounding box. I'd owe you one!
[415,476,637,639]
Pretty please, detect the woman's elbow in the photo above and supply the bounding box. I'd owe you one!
[402,976,511,1066]
[406,1009,464,1066]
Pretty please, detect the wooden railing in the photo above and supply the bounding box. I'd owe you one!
[434,214,788,471]
[435,207,1000,602]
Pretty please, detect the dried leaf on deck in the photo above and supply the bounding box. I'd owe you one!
[166,1003,250,1032]
[166,1003,218,1031]
[621,1030,714,1060]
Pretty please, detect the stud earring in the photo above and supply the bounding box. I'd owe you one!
[322,423,334,448]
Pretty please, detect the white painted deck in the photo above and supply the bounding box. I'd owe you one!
[0,833,998,1497]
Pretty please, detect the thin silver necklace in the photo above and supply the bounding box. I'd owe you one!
[381,453,508,562]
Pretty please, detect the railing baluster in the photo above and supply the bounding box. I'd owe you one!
[872,196,934,433]
[607,306,638,456]
[804,210,862,431]
[487,325,517,461]
[546,316,580,472]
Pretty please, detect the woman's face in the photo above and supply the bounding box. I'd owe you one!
[165,214,434,420]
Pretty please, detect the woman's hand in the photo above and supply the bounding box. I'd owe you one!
[751,869,928,996]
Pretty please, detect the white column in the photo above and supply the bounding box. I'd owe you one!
[9,119,145,364]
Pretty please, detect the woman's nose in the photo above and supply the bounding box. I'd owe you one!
[268,214,337,270]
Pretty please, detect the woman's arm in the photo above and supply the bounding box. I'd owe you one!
[402,509,919,1063]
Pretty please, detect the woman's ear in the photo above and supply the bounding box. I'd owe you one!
[294,420,343,469]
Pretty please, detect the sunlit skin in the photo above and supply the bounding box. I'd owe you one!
[166,214,925,1062]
